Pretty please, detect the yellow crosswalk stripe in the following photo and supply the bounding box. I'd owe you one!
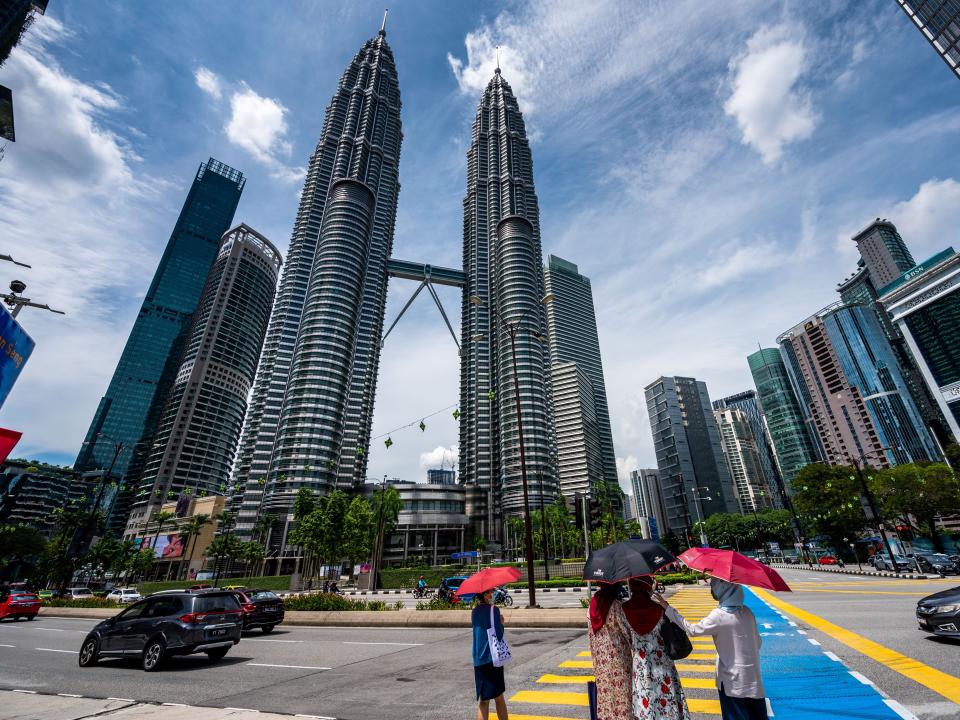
[511,690,721,716]
[676,663,715,673]
[678,677,716,689]
[560,660,593,668]
[509,715,586,720]
[538,674,593,684]
[689,698,722,715]
[576,651,591,657]
[688,652,717,660]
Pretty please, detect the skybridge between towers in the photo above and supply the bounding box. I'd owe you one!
[382,258,465,352]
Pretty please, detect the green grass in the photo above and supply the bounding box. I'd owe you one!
[44,598,120,609]
[138,575,293,595]
[283,593,400,611]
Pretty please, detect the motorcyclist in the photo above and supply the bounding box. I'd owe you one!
[417,576,427,591]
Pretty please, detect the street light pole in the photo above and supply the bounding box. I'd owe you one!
[691,486,710,546]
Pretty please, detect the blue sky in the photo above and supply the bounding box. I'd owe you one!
[2,0,959,492]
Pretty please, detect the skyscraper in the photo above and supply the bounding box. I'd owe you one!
[747,348,820,490]
[124,225,280,532]
[713,407,775,513]
[551,361,603,498]
[712,390,783,508]
[897,0,960,80]
[459,66,556,527]
[777,303,938,468]
[75,159,244,484]
[644,376,737,537]
[233,24,402,544]
[544,255,618,489]
[629,468,667,541]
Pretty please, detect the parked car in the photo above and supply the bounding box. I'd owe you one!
[63,587,94,600]
[916,585,960,639]
[873,553,913,572]
[78,589,242,671]
[37,590,53,601]
[0,589,41,621]
[914,554,959,575]
[231,588,285,633]
[106,588,142,605]
[818,555,839,565]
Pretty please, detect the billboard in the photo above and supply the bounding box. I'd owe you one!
[152,533,184,559]
[0,306,34,408]
[0,85,13,142]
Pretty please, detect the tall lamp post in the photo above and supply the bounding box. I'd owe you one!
[470,293,553,608]
[690,486,712,546]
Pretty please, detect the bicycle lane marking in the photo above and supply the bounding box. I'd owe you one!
[753,587,960,708]
[748,589,917,719]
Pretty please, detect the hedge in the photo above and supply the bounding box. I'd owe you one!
[415,597,473,611]
[44,598,120,609]
[283,593,401,611]
[380,566,473,589]
[139,575,292,595]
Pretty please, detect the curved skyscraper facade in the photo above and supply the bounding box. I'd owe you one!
[233,25,402,541]
[459,68,556,529]
[126,224,280,531]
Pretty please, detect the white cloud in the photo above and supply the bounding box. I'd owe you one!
[694,239,788,291]
[0,15,167,460]
[889,178,960,257]
[225,84,303,182]
[724,24,819,164]
[419,445,459,471]
[194,66,222,100]
[616,455,638,492]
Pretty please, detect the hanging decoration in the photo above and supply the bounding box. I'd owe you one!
[487,391,496,401]
[452,409,460,420]
[384,436,393,449]
[419,420,426,432]
[356,446,364,456]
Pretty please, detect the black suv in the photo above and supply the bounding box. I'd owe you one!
[78,590,242,671]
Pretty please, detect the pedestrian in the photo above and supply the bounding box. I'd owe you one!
[587,582,633,719]
[656,578,768,720]
[471,588,508,720]
[307,578,313,592]
[625,577,691,720]
[323,580,330,593]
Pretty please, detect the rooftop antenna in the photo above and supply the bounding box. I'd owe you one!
[380,8,388,35]
[495,45,501,74]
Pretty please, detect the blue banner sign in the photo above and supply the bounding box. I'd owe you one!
[0,306,33,409]
[451,551,479,559]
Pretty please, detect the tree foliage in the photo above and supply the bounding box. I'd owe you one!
[693,510,794,550]
[0,524,46,568]
[871,462,960,551]
[792,464,871,550]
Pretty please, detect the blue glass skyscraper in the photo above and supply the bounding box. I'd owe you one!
[75,159,245,481]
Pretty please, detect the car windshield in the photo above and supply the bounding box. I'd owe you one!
[193,594,241,613]
[249,591,278,601]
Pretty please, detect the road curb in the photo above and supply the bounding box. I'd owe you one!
[768,563,938,580]
[38,606,587,628]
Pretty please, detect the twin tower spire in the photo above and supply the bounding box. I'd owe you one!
[232,19,555,544]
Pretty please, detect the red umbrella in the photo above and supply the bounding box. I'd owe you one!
[678,548,791,592]
[455,566,522,596]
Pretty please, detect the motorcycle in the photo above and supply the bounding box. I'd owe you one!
[493,587,513,606]
[413,586,436,600]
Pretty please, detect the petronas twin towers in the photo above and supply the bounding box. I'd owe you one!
[233,21,556,545]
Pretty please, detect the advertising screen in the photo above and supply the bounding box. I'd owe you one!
[153,533,184,559]
[0,305,34,409]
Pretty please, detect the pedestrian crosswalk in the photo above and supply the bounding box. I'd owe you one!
[508,586,722,719]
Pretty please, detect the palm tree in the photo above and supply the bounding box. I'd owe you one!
[179,513,210,580]
[147,510,176,581]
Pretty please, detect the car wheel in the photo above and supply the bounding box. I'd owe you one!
[206,648,229,661]
[142,639,165,672]
[261,625,275,634]
[26,615,34,621]
[78,637,99,667]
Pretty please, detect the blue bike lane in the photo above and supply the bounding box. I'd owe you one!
[746,589,916,720]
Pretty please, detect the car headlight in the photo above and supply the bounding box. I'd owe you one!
[935,604,960,614]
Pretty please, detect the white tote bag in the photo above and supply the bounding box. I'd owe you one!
[487,604,512,667]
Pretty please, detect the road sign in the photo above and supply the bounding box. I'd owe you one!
[0,305,34,408]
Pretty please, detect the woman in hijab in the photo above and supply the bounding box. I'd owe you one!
[656,578,767,720]
[626,577,691,720]
[587,583,632,719]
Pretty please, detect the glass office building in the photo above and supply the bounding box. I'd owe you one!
[898,0,960,80]
[75,159,244,484]
[747,348,820,489]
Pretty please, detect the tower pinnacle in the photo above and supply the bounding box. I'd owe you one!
[380,8,388,36]
[495,45,500,74]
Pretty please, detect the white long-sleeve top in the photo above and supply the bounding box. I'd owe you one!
[665,605,765,699]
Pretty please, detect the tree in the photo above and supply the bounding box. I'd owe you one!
[660,529,685,555]
[236,540,264,580]
[0,524,46,572]
[130,548,155,582]
[791,464,868,551]
[369,484,403,588]
[292,487,316,521]
[252,513,279,546]
[179,513,211,580]
[342,496,373,571]
[872,463,960,552]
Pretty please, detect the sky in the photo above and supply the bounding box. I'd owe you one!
[2,0,960,495]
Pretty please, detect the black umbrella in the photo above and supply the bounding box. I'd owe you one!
[582,540,676,584]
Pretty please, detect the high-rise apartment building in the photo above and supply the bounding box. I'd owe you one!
[0,459,82,537]
[897,0,960,80]
[880,247,960,439]
[544,256,617,489]
[233,26,402,545]
[713,390,784,508]
[551,362,603,498]
[459,66,556,526]
[125,225,280,531]
[0,0,45,66]
[75,159,244,486]
[644,376,737,537]
[629,468,667,541]
[713,407,775,513]
[747,348,820,490]
[778,303,938,467]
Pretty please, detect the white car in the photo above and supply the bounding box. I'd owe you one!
[64,587,94,600]
[105,588,141,605]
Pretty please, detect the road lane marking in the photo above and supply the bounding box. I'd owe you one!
[342,641,423,646]
[35,628,64,632]
[883,698,920,720]
[246,638,304,643]
[508,715,585,720]
[225,708,259,712]
[12,690,36,694]
[107,698,135,702]
[766,698,774,716]
[0,644,15,648]
[163,703,187,707]
[807,638,821,646]
[511,690,720,714]
[792,589,929,596]
[754,587,960,706]
[559,660,592,668]
[849,671,875,686]
[824,651,841,662]
[36,648,77,653]
[538,674,594,683]
[675,663,714,673]
[57,693,82,698]
[247,662,331,670]
[576,650,591,657]
[687,652,717,660]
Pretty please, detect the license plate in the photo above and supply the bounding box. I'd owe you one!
[264,606,278,612]
[209,628,228,637]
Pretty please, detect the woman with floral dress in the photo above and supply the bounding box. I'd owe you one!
[588,583,633,719]
[625,577,691,720]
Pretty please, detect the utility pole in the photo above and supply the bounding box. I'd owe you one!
[538,471,550,581]
[371,474,388,591]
